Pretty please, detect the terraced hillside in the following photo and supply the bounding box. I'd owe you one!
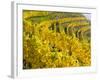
[23,10,91,69]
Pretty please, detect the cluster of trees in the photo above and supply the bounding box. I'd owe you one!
[23,10,91,69]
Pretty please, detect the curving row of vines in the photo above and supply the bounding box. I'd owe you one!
[23,10,91,69]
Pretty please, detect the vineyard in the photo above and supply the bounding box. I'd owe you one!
[23,10,91,69]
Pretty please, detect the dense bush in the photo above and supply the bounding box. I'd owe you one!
[23,10,91,69]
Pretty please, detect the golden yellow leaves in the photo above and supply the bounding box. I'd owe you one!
[23,10,91,69]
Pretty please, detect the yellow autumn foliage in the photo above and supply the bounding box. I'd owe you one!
[23,10,91,69]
